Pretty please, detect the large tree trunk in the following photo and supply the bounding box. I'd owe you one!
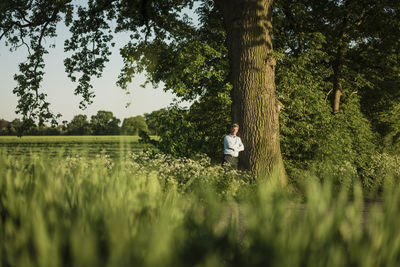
[215,0,286,182]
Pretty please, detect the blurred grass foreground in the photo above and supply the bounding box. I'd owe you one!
[1,141,400,266]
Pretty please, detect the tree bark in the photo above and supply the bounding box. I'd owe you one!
[215,0,286,182]
[332,45,345,115]
[331,0,351,115]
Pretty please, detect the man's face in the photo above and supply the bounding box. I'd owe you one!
[231,126,239,136]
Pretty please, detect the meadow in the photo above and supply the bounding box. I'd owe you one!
[1,136,400,267]
[0,136,153,157]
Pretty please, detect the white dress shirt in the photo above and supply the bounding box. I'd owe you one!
[224,134,244,157]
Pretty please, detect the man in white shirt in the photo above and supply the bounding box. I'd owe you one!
[222,123,244,169]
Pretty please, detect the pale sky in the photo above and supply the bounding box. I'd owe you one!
[0,22,188,123]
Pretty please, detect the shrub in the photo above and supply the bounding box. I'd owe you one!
[363,153,400,194]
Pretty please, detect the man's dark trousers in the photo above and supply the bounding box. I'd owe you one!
[222,154,238,169]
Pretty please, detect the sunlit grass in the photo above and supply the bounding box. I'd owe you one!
[0,135,158,157]
[1,145,399,266]
[0,135,155,143]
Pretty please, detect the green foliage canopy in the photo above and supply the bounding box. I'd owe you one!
[67,114,92,135]
[90,110,120,135]
[121,115,148,135]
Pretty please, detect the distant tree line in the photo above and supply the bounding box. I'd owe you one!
[0,110,162,136]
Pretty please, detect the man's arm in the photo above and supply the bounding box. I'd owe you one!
[237,137,244,152]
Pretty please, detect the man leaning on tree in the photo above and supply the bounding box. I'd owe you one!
[222,123,244,169]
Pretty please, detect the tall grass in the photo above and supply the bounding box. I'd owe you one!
[1,148,400,266]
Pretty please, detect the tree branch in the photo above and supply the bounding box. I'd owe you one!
[0,25,13,40]
[32,8,60,102]
[325,88,333,102]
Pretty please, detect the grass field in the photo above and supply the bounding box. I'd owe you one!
[1,136,400,266]
[0,135,155,157]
